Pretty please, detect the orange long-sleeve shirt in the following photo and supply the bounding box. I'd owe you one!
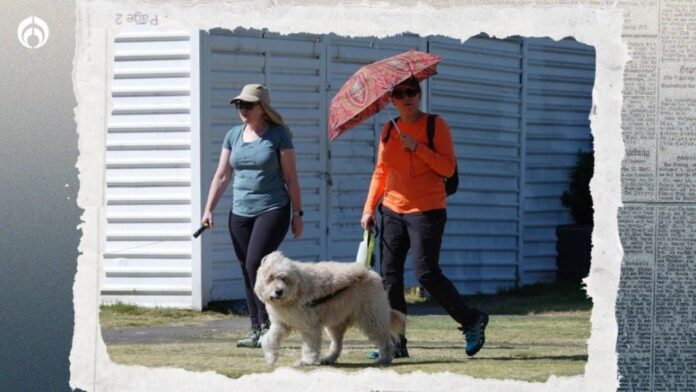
[363,114,456,215]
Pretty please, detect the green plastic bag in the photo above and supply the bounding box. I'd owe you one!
[355,229,376,269]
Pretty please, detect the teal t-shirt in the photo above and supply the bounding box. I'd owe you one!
[223,124,294,217]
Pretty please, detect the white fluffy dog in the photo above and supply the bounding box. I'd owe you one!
[254,250,405,366]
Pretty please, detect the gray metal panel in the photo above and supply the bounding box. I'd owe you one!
[428,35,523,295]
[102,31,195,308]
[522,38,595,284]
[201,29,325,302]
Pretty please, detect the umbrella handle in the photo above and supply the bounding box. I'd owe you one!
[386,104,403,137]
[389,117,402,137]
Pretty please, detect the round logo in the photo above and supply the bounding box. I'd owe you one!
[17,16,49,49]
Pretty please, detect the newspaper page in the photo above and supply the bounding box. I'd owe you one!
[69,1,694,391]
[618,0,696,390]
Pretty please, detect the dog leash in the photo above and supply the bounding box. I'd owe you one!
[106,239,170,255]
[107,223,210,255]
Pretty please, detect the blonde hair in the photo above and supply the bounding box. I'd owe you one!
[260,102,293,139]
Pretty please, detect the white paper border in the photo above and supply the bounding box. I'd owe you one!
[71,2,626,391]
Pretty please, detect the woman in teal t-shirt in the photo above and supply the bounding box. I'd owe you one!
[201,84,303,348]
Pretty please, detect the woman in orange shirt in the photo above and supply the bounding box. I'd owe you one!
[361,77,488,358]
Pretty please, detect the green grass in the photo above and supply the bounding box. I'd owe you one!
[102,282,592,381]
[451,281,592,315]
[105,312,590,381]
[99,302,236,329]
[405,281,592,314]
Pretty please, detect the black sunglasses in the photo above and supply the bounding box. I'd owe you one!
[234,101,258,110]
[391,87,420,100]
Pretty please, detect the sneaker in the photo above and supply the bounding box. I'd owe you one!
[236,326,262,348]
[460,312,489,357]
[367,335,409,360]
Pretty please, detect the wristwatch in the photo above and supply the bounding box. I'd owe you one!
[293,209,304,217]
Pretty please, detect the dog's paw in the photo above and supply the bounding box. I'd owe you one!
[264,352,278,365]
[259,334,268,348]
[293,359,317,367]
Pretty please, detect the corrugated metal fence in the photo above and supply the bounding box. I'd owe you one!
[102,31,197,308]
[521,38,595,285]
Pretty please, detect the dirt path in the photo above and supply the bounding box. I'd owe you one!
[101,318,249,345]
[102,304,446,345]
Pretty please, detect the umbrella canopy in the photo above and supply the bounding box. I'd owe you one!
[328,50,442,140]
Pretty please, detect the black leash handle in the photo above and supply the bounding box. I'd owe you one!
[192,223,210,238]
[371,222,379,239]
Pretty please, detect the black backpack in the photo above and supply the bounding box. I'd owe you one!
[383,114,459,196]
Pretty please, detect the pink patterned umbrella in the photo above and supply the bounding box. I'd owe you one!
[328,50,442,140]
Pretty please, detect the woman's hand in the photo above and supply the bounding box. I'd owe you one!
[280,148,304,240]
[399,133,418,152]
[201,210,214,228]
[201,147,232,229]
[360,212,375,230]
[291,215,304,239]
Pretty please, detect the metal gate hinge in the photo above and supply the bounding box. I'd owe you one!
[323,171,333,187]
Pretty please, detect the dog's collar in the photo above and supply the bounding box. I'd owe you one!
[307,286,350,308]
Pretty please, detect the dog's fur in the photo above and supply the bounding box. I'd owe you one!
[254,251,405,366]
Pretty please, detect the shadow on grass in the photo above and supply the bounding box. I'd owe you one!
[326,359,456,369]
[206,299,249,316]
[305,353,588,370]
[411,344,584,351]
[480,355,588,362]
[411,281,593,316]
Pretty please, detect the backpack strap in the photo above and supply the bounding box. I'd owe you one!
[382,116,400,143]
[426,114,438,150]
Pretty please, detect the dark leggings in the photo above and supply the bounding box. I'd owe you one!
[228,203,290,328]
[380,205,479,329]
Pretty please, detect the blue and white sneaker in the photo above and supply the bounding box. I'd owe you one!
[460,312,489,357]
[367,335,409,360]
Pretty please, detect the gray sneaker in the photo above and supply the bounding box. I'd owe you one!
[236,326,262,348]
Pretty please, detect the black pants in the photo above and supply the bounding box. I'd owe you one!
[380,206,479,329]
[228,203,290,328]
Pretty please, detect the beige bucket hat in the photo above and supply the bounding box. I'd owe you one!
[230,84,291,137]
